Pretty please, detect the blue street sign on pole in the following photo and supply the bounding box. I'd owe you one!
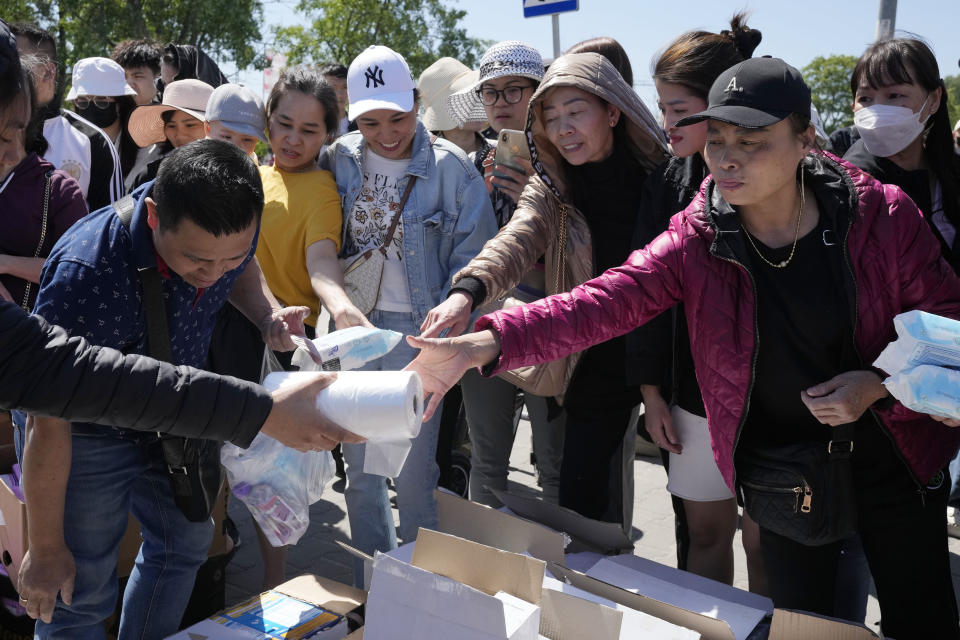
[523,0,579,18]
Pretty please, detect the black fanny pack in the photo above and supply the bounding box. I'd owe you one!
[737,423,857,546]
[115,196,223,523]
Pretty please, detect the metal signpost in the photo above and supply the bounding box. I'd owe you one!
[523,0,580,58]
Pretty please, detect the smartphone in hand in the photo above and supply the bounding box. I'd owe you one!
[493,129,531,179]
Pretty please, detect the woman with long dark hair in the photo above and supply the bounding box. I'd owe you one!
[633,12,766,590]
[844,38,960,271]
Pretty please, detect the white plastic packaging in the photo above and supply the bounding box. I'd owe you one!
[882,364,960,421]
[263,371,424,477]
[292,326,402,371]
[874,310,960,374]
[221,432,334,546]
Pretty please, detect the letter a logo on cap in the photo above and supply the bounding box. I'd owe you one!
[365,65,385,89]
[725,77,743,93]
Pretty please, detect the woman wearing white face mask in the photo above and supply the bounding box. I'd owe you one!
[843,38,960,271]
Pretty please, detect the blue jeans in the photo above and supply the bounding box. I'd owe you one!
[341,310,443,575]
[37,428,212,639]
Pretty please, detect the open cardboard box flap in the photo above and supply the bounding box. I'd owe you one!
[271,574,365,616]
[540,588,622,640]
[769,609,879,639]
[491,488,633,554]
[347,529,622,640]
[435,490,567,566]
[548,563,735,640]
[411,528,545,605]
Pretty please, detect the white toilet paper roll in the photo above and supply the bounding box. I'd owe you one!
[262,371,425,477]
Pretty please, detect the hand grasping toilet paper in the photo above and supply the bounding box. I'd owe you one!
[263,371,425,477]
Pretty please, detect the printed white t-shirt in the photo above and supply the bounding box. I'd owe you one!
[346,149,412,312]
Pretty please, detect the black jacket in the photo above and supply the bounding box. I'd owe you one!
[843,139,960,273]
[0,300,270,447]
[626,154,708,416]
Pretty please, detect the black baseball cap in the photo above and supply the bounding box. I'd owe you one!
[675,56,811,129]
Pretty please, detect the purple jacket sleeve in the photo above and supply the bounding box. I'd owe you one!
[476,216,687,375]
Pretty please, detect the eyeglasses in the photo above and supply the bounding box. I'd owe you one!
[475,85,534,107]
[74,97,117,110]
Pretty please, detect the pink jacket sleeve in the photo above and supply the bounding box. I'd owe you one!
[476,214,688,375]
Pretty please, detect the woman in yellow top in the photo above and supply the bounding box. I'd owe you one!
[257,65,371,341]
[253,65,369,588]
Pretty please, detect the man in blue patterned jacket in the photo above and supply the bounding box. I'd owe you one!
[19,139,311,639]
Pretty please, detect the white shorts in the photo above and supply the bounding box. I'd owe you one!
[665,406,735,502]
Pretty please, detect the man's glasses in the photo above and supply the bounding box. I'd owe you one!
[74,97,117,109]
[475,85,533,106]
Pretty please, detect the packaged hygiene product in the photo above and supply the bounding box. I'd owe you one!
[882,365,960,421]
[292,326,402,371]
[874,310,960,374]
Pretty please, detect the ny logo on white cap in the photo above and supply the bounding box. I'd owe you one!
[365,65,385,89]
[725,77,744,93]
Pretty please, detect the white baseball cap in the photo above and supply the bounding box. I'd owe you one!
[66,57,138,100]
[347,45,415,121]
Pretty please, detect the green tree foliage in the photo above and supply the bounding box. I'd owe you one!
[274,0,490,76]
[1,0,262,72]
[802,54,859,134]
[944,75,960,131]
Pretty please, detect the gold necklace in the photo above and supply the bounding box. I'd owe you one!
[742,171,805,269]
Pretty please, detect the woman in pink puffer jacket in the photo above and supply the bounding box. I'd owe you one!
[407,57,960,640]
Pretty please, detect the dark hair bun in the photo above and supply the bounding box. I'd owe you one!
[723,12,762,60]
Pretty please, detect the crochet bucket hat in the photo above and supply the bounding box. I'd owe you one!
[447,41,544,126]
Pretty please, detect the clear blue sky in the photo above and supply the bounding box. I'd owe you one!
[239,0,959,110]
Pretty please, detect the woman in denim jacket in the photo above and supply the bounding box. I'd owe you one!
[319,45,496,572]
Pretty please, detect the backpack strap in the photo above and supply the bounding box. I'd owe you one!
[112,196,172,362]
[112,195,136,230]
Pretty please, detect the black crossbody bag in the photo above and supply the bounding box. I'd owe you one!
[115,196,223,522]
[737,422,857,546]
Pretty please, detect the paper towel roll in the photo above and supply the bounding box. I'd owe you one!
[262,371,424,441]
[262,371,424,477]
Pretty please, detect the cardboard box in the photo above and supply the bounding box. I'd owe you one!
[0,479,229,590]
[768,609,879,639]
[167,574,365,640]
[365,529,544,640]
[363,529,623,640]
[491,488,634,554]
[344,492,874,640]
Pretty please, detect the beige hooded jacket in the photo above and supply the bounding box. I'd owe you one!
[454,52,669,398]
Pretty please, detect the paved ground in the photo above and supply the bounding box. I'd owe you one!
[225,416,960,635]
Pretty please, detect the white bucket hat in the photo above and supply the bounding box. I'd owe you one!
[66,57,137,100]
[347,45,415,121]
[447,41,544,126]
[418,58,480,131]
[127,79,213,147]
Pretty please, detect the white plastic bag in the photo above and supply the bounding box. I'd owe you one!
[221,345,334,547]
[222,432,334,546]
